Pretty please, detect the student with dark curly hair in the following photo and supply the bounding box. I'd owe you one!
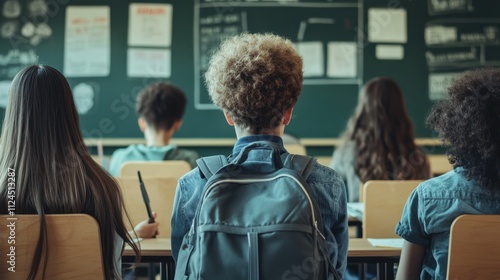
[171,33,348,278]
[395,68,500,279]
[109,82,198,176]
[331,77,430,202]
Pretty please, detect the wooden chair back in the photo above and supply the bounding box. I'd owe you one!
[447,215,500,279]
[362,180,422,238]
[117,177,178,238]
[284,144,307,155]
[0,214,104,280]
[428,155,453,176]
[119,160,191,179]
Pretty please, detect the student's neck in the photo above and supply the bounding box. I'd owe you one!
[144,129,173,147]
[234,125,285,139]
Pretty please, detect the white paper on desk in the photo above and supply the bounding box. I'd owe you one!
[327,42,357,78]
[368,238,404,248]
[368,8,407,43]
[64,6,110,77]
[295,42,324,77]
[127,48,171,78]
[128,3,173,47]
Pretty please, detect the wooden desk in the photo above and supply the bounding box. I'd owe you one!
[348,239,401,280]
[123,238,173,280]
[123,238,401,280]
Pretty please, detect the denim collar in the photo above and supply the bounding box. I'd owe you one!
[232,135,287,156]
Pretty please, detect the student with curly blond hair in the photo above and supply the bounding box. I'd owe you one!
[396,68,500,279]
[171,33,348,278]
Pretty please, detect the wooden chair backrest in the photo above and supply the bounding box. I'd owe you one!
[284,144,307,155]
[362,180,422,238]
[0,214,104,280]
[119,160,191,179]
[117,177,178,238]
[447,215,500,279]
[428,155,453,176]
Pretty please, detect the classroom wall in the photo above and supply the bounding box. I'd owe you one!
[0,0,499,149]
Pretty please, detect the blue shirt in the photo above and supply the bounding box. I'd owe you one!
[396,167,500,279]
[171,135,349,278]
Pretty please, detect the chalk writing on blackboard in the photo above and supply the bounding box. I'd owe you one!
[428,0,473,16]
[425,19,500,99]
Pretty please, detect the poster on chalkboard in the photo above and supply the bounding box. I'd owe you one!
[64,6,110,77]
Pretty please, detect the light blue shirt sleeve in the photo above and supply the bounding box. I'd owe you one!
[395,187,430,247]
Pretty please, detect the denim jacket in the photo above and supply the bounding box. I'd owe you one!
[170,135,348,278]
[396,167,500,279]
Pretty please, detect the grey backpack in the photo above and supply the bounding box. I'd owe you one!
[175,141,339,280]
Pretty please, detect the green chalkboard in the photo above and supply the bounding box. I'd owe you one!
[0,0,499,140]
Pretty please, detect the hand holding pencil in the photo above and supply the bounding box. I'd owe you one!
[134,212,159,238]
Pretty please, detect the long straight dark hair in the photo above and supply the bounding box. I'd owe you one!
[0,65,139,279]
[340,77,430,182]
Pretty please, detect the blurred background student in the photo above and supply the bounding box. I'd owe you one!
[331,77,431,202]
[109,82,198,176]
[0,65,157,280]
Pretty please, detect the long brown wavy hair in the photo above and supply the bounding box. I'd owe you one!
[0,65,139,279]
[341,77,430,183]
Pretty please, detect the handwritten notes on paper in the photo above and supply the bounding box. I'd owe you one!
[64,6,110,77]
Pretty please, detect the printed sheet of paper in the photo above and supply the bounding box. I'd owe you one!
[128,3,173,47]
[368,8,407,43]
[327,42,357,78]
[295,42,324,77]
[64,6,110,77]
[127,48,171,78]
[376,44,404,60]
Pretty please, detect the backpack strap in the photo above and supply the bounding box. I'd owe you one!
[196,155,229,179]
[282,153,316,180]
[163,146,179,160]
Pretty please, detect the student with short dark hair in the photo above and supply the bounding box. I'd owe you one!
[171,33,348,278]
[0,65,156,280]
[109,82,198,176]
[332,78,431,202]
[396,68,500,279]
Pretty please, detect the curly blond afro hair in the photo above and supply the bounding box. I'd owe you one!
[205,33,303,134]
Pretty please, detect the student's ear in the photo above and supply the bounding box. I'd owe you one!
[224,111,235,126]
[172,119,183,132]
[138,117,147,132]
[283,108,293,125]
